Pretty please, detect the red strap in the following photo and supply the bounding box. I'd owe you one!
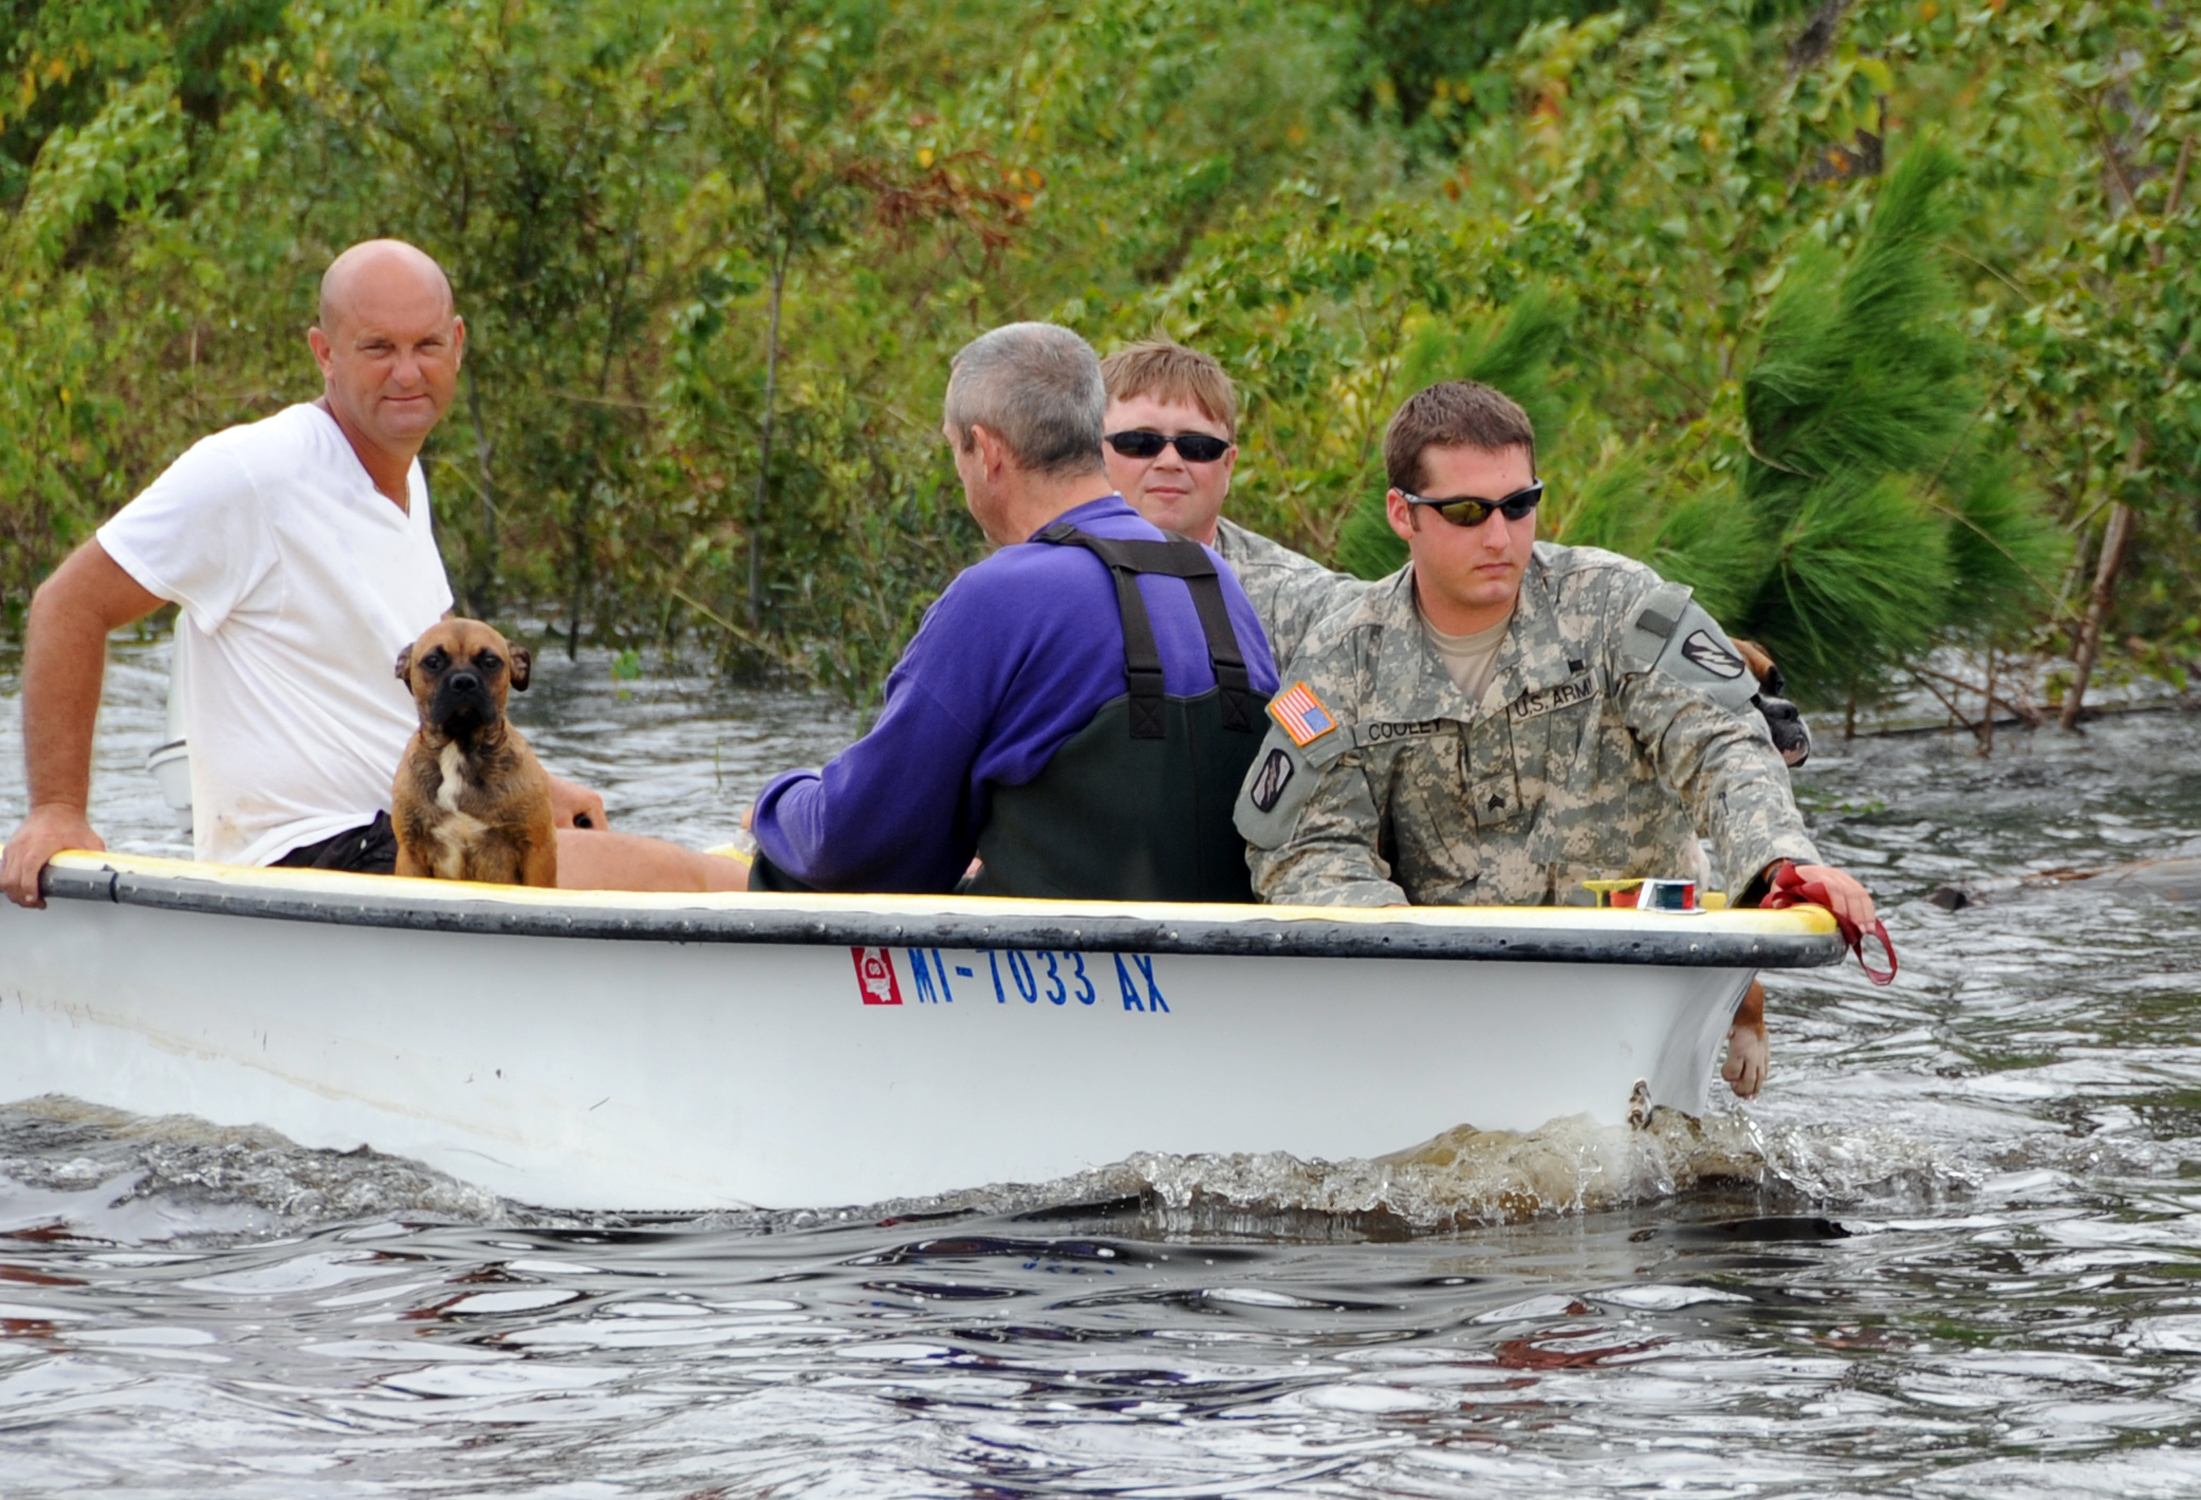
[1759,862,1897,985]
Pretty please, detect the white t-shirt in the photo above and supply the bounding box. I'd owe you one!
[99,403,453,866]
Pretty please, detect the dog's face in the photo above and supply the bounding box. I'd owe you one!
[394,620,531,740]
[1733,638,1810,767]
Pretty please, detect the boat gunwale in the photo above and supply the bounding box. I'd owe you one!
[34,852,1849,968]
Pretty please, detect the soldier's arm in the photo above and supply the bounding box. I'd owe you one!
[1229,605,1412,907]
[1215,521,1376,669]
[1607,588,1821,892]
[1236,724,1407,906]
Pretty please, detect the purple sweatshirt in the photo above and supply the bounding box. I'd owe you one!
[751,495,1281,892]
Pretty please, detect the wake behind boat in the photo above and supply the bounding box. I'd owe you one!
[0,848,1843,1210]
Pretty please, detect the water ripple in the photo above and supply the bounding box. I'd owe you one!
[6,642,2201,1494]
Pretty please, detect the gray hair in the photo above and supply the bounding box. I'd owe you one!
[943,322,1106,477]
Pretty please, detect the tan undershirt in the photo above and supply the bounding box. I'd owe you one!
[1420,608,1514,703]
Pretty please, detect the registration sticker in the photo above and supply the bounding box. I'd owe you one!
[852,947,904,1005]
[1268,681,1337,748]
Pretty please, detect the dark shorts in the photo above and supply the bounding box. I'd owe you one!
[272,812,399,875]
[745,851,815,893]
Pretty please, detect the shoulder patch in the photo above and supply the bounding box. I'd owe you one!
[1248,746,1296,812]
[1267,681,1337,748]
[1236,727,1327,849]
[1679,629,1746,680]
[1623,580,1696,674]
[1648,600,1761,715]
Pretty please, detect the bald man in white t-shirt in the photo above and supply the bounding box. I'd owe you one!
[2,240,741,907]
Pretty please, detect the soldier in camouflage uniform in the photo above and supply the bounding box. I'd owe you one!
[1097,342,1795,893]
[1236,544,1817,906]
[1212,518,1368,670]
[1232,380,1876,941]
[1101,353,1860,1096]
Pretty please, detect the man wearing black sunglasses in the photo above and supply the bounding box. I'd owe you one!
[1235,380,1878,1085]
[1101,341,1369,670]
[1102,342,1813,774]
[742,323,1279,901]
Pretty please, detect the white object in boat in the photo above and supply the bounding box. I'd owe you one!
[0,849,1844,1210]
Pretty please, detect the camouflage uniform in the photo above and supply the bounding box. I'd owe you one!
[1235,542,1821,907]
[1214,518,1374,669]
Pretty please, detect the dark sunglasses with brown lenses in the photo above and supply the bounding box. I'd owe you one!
[1104,430,1233,464]
[1399,480,1544,528]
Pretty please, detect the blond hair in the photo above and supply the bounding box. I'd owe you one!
[1099,340,1238,440]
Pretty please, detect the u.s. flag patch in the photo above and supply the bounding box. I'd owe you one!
[1267,681,1337,747]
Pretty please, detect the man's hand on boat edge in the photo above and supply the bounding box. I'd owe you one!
[2,805,106,910]
[1783,863,1876,932]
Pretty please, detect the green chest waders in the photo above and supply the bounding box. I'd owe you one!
[967,524,1265,903]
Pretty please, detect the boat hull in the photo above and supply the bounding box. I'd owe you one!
[0,853,1840,1210]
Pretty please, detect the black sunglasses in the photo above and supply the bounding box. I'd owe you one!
[1104,430,1233,464]
[1400,481,1544,528]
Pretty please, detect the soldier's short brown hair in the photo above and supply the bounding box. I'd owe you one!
[1383,381,1536,494]
[1099,340,1238,440]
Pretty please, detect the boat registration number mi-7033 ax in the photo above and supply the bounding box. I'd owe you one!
[854,946,1170,1013]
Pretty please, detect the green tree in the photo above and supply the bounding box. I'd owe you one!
[0,0,2186,721]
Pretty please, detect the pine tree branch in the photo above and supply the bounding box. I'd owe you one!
[1742,429,1810,477]
[1921,496,2066,611]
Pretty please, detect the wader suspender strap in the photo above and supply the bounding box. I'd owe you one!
[1035,524,1257,739]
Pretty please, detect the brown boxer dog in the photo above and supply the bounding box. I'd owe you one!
[391,619,557,886]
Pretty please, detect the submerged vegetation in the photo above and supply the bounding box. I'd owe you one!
[0,0,2193,714]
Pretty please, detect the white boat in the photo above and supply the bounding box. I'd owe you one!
[0,848,1843,1210]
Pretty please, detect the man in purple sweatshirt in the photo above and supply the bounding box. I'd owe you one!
[746,323,1280,900]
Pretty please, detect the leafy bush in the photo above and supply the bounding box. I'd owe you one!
[1,0,2189,710]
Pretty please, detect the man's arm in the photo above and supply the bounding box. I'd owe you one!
[1232,610,1408,907]
[1609,599,1875,930]
[3,541,166,908]
[750,675,990,892]
[1237,726,1408,907]
[747,566,1019,893]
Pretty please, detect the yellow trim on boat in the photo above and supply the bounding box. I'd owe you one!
[22,845,1836,938]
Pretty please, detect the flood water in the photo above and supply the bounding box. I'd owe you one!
[4,638,2201,1498]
